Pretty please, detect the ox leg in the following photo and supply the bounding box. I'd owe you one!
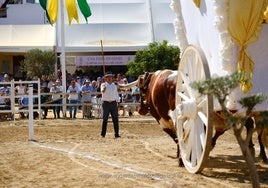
[163,128,184,167]
[163,128,178,144]
[258,129,268,163]
[211,130,225,148]
[245,118,256,158]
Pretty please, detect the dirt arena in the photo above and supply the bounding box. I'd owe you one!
[0,111,268,188]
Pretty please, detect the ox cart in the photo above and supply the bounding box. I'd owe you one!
[171,0,268,173]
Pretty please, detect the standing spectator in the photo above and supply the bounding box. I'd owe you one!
[3,73,10,82]
[116,73,124,84]
[90,80,98,93]
[40,86,50,119]
[50,79,62,118]
[92,78,102,118]
[75,76,82,106]
[67,80,79,118]
[100,72,120,138]
[81,79,93,118]
[41,75,48,89]
[47,76,55,90]
[121,88,135,116]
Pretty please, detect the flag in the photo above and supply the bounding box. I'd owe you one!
[77,0,92,23]
[65,0,79,25]
[39,0,92,25]
[47,0,58,24]
[39,0,51,24]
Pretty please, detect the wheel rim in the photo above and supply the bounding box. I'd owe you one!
[176,45,213,173]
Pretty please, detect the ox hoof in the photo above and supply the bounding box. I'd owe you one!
[258,155,268,164]
[178,158,184,167]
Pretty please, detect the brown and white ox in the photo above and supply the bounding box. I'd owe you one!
[119,69,183,166]
[120,69,268,165]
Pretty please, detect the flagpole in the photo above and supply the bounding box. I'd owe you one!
[60,0,67,117]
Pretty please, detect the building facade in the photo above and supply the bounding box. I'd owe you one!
[0,0,178,78]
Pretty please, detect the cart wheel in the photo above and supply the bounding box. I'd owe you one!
[175,45,213,173]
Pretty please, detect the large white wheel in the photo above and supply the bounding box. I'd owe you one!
[175,45,213,173]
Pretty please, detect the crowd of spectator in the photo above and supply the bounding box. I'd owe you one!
[0,71,140,120]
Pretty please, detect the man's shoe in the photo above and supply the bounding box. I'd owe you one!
[115,135,121,138]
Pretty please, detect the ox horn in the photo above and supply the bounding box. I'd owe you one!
[118,80,138,90]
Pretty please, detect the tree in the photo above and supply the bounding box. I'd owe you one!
[192,72,268,188]
[126,40,180,78]
[21,49,56,79]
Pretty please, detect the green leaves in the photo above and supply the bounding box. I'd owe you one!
[192,71,268,128]
[126,40,180,78]
[21,49,56,79]
[239,93,267,114]
[191,72,243,103]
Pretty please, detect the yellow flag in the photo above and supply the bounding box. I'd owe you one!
[47,0,58,24]
[264,6,268,23]
[193,0,201,7]
[65,0,79,25]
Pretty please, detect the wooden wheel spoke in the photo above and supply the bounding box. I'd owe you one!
[197,97,207,108]
[197,111,208,126]
[196,117,206,148]
[177,91,190,101]
[185,120,194,160]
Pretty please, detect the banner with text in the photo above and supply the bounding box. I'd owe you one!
[75,55,134,66]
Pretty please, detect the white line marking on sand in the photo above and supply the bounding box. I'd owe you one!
[32,142,176,186]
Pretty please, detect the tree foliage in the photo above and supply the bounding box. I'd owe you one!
[126,40,180,78]
[21,49,56,79]
[192,72,268,188]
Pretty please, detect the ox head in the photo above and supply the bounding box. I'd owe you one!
[118,72,153,115]
[136,72,153,115]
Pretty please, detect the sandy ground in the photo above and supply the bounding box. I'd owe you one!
[0,110,268,188]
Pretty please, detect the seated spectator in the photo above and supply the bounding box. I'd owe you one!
[18,97,28,119]
[15,80,27,105]
[0,83,11,109]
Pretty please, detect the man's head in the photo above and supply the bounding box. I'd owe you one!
[105,72,114,83]
[85,79,90,85]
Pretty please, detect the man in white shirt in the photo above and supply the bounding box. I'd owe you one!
[100,72,120,138]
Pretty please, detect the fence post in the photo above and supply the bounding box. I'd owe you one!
[28,86,34,141]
